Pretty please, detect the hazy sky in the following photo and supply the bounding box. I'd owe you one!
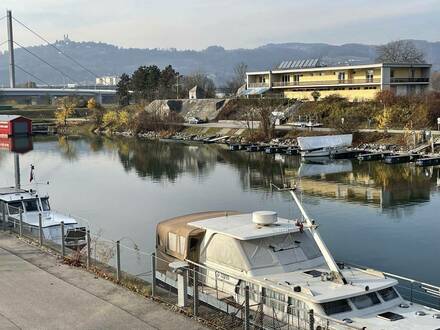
[1,0,439,50]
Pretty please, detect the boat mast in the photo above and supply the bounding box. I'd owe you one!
[289,190,348,284]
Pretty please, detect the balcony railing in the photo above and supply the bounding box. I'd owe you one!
[248,82,270,88]
[271,78,381,87]
[390,77,429,83]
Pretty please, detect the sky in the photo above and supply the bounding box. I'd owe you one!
[1,0,439,50]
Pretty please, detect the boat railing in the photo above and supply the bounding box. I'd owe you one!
[344,262,440,309]
[185,259,363,329]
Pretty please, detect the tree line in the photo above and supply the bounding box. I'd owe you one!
[116,65,217,105]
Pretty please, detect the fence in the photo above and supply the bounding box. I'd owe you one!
[1,201,439,330]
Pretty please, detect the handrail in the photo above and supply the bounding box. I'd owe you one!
[271,78,381,87]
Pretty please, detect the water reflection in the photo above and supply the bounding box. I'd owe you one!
[15,135,440,212]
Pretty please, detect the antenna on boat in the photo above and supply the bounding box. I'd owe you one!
[271,183,348,285]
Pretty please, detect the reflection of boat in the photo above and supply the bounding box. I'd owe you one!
[298,160,353,177]
[155,193,440,329]
[298,134,352,158]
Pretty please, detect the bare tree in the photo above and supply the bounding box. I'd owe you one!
[376,40,425,63]
[432,72,440,91]
[225,62,248,95]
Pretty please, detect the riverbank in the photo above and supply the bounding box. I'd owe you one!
[0,231,207,330]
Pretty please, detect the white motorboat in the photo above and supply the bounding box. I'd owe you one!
[155,190,440,329]
[0,187,86,249]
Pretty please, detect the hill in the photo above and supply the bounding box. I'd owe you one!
[0,38,439,86]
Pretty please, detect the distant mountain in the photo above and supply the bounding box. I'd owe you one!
[0,38,439,87]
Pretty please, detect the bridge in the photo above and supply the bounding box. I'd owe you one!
[0,11,117,104]
[0,88,117,104]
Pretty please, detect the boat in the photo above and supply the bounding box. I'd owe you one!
[155,190,440,329]
[0,187,86,249]
[298,134,353,158]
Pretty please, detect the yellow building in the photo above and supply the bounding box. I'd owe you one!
[245,59,431,101]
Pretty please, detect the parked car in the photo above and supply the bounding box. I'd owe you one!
[187,117,205,124]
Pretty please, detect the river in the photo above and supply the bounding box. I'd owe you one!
[1,135,439,286]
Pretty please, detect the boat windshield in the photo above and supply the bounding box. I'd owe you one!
[321,299,352,315]
[378,287,399,301]
[41,198,50,211]
[240,231,321,270]
[350,292,380,309]
[8,202,23,214]
[23,199,39,212]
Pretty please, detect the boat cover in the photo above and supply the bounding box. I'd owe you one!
[297,134,353,151]
[156,211,238,261]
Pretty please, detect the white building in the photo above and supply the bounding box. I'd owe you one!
[95,76,120,86]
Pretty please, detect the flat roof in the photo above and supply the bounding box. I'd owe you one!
[189,213,300,240]
[247,62,432,75]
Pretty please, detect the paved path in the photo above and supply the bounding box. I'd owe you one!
[0,232,207,330]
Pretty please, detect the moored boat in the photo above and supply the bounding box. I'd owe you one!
[155,190,440,329]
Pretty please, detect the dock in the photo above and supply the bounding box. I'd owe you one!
[415,157,440,167]
[384,154,421,164]
[358,151,392,161]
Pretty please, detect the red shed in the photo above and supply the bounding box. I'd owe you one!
[0,115,32,137]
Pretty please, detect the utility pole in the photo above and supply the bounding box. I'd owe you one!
[6,10,16,88]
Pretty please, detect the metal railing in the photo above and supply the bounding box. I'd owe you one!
[248,82,270,88]
[271,78,381,87]
[390,77,429,83]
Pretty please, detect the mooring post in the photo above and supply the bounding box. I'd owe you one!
[244,285,250,330]
[177,268,188,307]
[308,309,315,330]
[151,252,156,297]
[1,202,6,231]
[60,221,65,258]
[19,208,23,237]
[86,230,91,269]
[193,267,199,317]
[38,213,43,246]
[116,240,121,282]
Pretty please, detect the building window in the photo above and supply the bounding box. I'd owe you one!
[390,70,395,78]
[366,70,374,82]
[337,72,346,82]
[293,74,300,83]
[282,74,290,83]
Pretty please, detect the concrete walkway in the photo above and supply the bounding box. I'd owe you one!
[0,232,207,330]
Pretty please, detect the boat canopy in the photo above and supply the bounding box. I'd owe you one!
[297,134,353,151]
[156,211,238,260]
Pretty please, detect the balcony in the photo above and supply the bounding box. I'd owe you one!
[272,78,381,88]
[248,82,270,88]
[390,77,429,83]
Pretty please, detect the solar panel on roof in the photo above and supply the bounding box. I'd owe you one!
[305,59,312,67]
[311,58,319,67]
[291,60,298,68]
[299,59,306,68]
[286,60,293,68]
[282,61,289,69]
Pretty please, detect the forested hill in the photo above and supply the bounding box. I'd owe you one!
[0,39,439,86]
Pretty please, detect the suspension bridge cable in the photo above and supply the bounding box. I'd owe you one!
[14,64,50,86]
[13,41,80,84]
[0,40,8,47]
[12,17,98,79]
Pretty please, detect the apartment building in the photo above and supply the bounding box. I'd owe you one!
[245,59,431,101]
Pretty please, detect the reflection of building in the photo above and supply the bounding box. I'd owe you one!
[96,76,120,86]
[246,60,431,101]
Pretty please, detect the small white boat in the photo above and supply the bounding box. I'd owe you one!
[0,187,86,249]
[155,190,440,329]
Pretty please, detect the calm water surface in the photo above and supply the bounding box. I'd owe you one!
[1,135,439,285]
